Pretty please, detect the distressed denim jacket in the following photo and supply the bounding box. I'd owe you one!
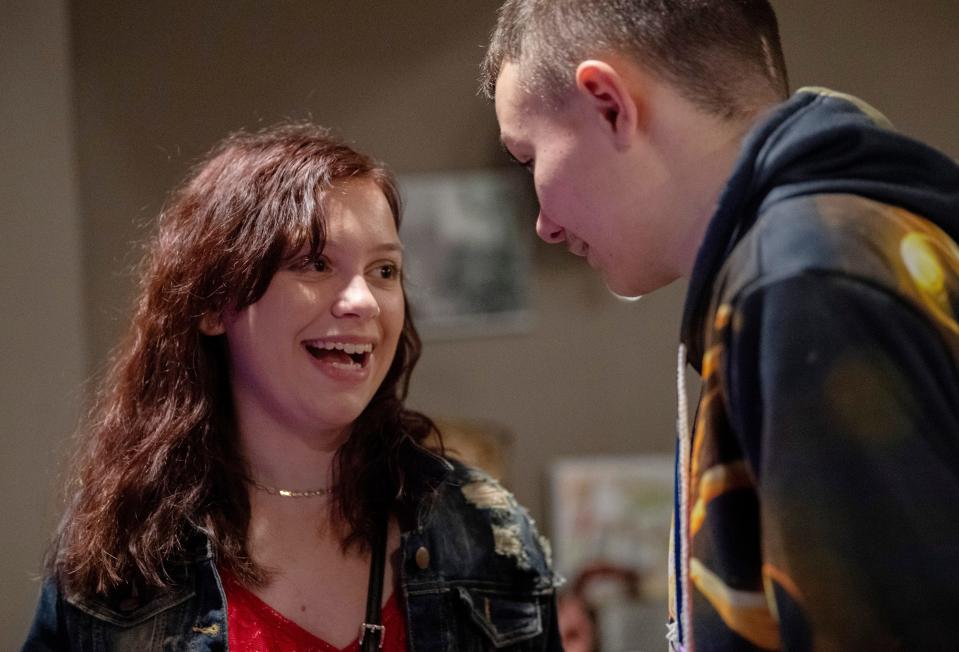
[22,459,562,651]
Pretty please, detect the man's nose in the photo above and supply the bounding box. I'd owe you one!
[332,275,380,319]
[535,211,566,244]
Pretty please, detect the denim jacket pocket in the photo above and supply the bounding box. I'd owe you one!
[455,586,543,647]
[66,585,195,628]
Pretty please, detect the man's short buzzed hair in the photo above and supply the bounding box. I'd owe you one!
[481,0,789,120]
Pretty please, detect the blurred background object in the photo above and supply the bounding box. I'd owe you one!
[3,0,958,647]
[427,417,513,484]
[400,169,535,341]
[558,592,598,652]
[550,456,674,651]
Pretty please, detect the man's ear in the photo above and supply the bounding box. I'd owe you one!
[199,312,226,336]
[574,59,643,150]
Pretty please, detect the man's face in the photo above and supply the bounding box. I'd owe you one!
[494,62,681,296]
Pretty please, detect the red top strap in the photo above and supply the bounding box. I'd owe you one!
[219,568,408,652]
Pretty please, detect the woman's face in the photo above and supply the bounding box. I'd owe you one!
[208,178,405,444]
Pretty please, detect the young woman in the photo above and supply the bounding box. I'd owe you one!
[23,124,560,651]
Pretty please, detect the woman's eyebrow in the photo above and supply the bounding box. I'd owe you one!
[369,242,405,254]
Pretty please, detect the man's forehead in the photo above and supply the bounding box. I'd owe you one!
[494,63,529,143]
[495,62,553,132]
[494,62,524,111]
[495,60,578,123]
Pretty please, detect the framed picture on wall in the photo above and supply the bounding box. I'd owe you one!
[398,168,534,340]
[548,454,675,601]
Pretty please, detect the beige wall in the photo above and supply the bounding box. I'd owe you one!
[774,0,959,154]
[1,0,86,644]
[2,0,957,645]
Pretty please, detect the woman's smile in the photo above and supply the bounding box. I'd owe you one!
[303,337,376,380]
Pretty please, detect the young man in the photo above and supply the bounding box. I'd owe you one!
[482,1,959,650]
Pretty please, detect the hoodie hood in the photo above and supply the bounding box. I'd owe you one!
[680,88,959,370]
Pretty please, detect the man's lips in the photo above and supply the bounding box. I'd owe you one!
[566,236,589,257]
[567,236,601,270]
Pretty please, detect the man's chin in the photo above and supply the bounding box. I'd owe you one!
[607,287,644,302]
[602,265,678,299]
[602,273,645,301]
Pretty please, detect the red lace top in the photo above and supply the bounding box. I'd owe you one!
[219,568,408,652]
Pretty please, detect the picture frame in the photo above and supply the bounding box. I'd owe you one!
[398,168,534,340]
[549,454,675,601]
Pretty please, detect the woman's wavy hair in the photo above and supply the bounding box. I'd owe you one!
[51,123,439,595]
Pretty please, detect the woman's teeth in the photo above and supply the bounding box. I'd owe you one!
[304,340,372,366]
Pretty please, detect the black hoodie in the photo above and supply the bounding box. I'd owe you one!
[682,89,959,365]
[670,89,959,651]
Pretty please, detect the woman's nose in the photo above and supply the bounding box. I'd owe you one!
[331,275,380,319]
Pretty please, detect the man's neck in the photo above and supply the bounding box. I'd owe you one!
[649,89,770,277]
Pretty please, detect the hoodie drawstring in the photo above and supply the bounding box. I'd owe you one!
[670,343,693,652]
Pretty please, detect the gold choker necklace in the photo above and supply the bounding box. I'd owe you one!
[251,481,333,498]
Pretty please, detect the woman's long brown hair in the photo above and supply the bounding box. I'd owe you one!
[51,123,439,596]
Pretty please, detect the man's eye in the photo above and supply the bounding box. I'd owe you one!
[508,152,534,174]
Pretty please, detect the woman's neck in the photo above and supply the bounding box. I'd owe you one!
[236,413,349,493]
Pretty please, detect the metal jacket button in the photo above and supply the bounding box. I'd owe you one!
[415,546,430,569]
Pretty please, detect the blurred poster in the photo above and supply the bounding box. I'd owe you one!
[549,454,674,601]
[399,168,534,340]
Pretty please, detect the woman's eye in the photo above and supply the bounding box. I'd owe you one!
[302,255,329,272]
[291,254,329,272]
[377,263,399,280]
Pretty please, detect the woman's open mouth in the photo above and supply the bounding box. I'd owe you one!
[303,339,373,370]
